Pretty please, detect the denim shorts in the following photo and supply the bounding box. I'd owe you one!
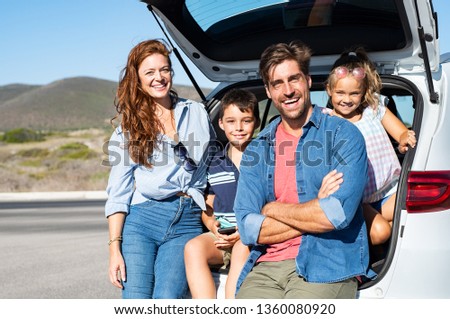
[369,192,394,212]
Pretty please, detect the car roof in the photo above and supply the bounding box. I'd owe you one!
[142,0,439,82]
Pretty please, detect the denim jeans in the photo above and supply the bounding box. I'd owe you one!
[121,195,203,299]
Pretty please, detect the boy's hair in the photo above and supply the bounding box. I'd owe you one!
[259,40,312,86]
[325,46,382,109]
[219,88,260,123]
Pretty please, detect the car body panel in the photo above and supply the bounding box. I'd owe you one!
[359,63,450,297]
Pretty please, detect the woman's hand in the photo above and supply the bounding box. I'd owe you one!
[109,246,126,289]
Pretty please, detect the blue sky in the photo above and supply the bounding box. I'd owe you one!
[0,0,215,88]
[1,0,449,89]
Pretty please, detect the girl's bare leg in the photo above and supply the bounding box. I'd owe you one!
[363,204,392,246]
[380,193,396,226]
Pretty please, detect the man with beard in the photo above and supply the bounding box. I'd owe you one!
[233,41,376,299]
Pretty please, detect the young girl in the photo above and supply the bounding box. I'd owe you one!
[325,47,417,247]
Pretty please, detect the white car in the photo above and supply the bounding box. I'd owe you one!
[143,0,450,298]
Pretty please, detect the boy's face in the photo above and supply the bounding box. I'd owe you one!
[219,104,257,150]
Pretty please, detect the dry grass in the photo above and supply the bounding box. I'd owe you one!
[0,129,112,192]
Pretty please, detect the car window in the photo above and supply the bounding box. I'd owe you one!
[185,0,288,31]
[184,0,404,58]
[390,95,414,128]
[257,88,415,132]
[258,89,330,131]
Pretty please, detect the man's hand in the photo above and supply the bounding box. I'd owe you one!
[318,169,343,199]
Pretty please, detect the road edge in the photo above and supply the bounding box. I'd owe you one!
[0,191,107,202]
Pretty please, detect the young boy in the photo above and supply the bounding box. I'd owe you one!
[184,88,260,299]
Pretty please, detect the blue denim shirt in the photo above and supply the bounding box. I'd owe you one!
[234,105,376,288]
[105,98,216,217]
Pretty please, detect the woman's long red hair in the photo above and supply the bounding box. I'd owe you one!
[112,40,177,167]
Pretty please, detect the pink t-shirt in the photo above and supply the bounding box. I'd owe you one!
[258,124,301,262]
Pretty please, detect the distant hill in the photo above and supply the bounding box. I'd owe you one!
[0,77,211,131]
[0,84,41,104]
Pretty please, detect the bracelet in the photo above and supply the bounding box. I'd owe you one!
[108,236,123,246]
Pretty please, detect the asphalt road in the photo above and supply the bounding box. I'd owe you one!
[0,200,121,299]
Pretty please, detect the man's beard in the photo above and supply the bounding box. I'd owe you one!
[276,96,310,121]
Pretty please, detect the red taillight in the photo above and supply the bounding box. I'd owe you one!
[406,171,450,213]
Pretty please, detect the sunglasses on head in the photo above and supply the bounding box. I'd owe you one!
[334,66,366,80]
[173,142,197,172]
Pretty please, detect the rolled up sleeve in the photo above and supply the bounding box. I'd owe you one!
[241,213,266,245]
[105,129,136,218]
[234,142,268,246]
[319,196,347,229]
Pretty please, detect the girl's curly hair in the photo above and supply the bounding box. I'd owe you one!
[325,46,382,110]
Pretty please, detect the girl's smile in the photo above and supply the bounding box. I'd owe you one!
[327,76,364,122]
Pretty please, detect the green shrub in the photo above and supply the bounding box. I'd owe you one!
[57,142,97,160]
[17,148,50,158]
[59,142,88,150]
[20,159,43,167]
[2,128,45,143]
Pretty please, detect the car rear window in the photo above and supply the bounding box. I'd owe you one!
[185,0,407,60]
